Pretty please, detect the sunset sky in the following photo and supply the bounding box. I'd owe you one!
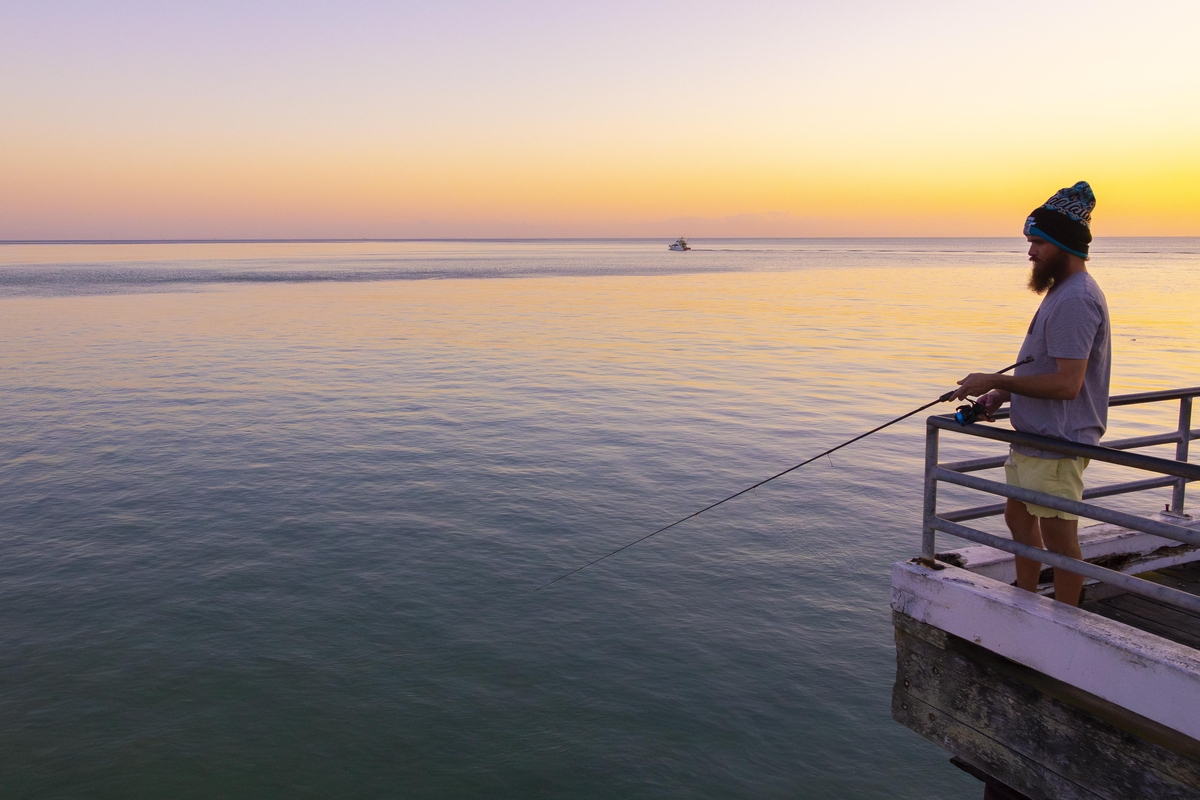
[3,1,1198,239]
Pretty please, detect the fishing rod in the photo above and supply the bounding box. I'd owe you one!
[534,356,1033,592]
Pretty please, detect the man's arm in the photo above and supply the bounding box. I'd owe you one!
[952,357,1087,402]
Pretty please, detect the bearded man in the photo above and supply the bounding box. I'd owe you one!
[951,181,1111,607]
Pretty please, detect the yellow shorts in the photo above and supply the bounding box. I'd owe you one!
[1004,450,1089,520]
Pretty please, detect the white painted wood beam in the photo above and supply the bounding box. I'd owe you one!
[892,560,1200,741]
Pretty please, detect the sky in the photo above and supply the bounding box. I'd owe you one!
[2,1,1199,239]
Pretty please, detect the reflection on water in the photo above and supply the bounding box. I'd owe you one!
[1,239,1197,797]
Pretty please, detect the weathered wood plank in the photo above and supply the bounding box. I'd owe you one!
[892,690,1102,800]
[1108,592,1200,628]
[892,607,948,649]
[1080,579,1130,603]
[897,611,1200,768]
[1100,594,1200,644]
[1162,561,1200,581]
[1142,569,1200,597]
[895,627,1200,798]
[1087,599,1200,651]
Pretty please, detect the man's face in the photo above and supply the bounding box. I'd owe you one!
[1026,236,1071,294]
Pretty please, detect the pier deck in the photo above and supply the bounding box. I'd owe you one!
[1083,560,1200,650]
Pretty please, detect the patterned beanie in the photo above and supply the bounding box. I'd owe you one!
[1023,181,1096,259]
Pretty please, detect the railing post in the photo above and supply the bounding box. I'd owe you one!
[922,422,939,563]
[1173,395,1193,515]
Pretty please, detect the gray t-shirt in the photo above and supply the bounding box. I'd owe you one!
[1009,271,1111,458]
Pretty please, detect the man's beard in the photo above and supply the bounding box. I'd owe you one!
[1028,248,1072,294]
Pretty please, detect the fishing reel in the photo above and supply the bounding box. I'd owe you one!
[955,400,988,426]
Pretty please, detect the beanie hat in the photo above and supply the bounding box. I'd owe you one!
[1023,181,1096,259]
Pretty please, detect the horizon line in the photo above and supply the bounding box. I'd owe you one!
[4,235,1199,246]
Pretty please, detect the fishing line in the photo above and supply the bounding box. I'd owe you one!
[534,357,1033,592]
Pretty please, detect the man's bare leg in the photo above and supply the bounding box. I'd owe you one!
[1004,498,1044,592]
[1040,516,1084,607]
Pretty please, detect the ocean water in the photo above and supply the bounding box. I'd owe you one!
[2,238,1197,798]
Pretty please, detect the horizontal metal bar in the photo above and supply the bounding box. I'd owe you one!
[933,467,1200,546]
[940,454,1010,473]
[928,417,1200,481]
[941,429,1200,474]
[940,388,1199,425]
[942,476,1186,522]
[941,501,1010,523]
[1109,387,1200,406]
[1107,429,1200,450]
[1083,476,1189,500]
[929,517,1200,616]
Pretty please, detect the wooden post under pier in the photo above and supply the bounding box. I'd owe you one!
[893,610,1200,799]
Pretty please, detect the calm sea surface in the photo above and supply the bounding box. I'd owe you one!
[2,238,1198,798]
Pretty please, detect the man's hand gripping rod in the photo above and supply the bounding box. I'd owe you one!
[534,356,1033,592]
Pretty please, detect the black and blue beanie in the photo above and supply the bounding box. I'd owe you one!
[1023,181,1096,259]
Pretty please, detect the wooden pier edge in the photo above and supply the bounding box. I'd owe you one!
[892,611,1200,800]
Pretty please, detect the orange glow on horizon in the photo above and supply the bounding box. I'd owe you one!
[3,2,1198,239]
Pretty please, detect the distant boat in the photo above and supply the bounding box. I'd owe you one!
[668,237,690,251]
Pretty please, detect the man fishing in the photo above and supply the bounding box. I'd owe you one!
[951,181,1111,607]
[539,183,1113,595]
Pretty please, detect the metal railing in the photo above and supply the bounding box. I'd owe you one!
[920,387,1200,614]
